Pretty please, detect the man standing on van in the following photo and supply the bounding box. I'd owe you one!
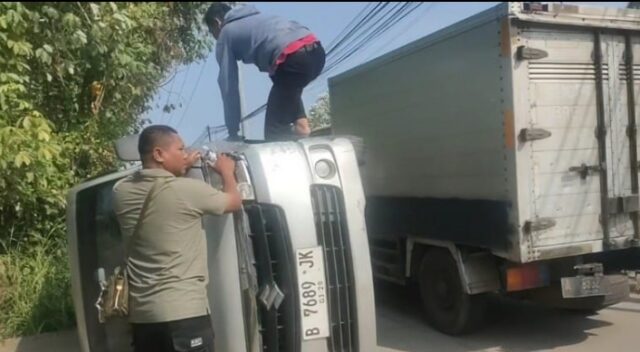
[204,3,326,141]
[113,125,242,352]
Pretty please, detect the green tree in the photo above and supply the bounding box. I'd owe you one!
[308,92,331,131]
[0,2,223,338]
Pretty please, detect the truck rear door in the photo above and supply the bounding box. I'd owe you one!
[521,25,640,255]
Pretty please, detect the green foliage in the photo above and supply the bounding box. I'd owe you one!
[308,92,331,131]
[0,2,221,337]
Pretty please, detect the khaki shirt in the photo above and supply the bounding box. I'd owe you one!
[112,168,228,323]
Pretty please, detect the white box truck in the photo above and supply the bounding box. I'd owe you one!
[330,2,640,335]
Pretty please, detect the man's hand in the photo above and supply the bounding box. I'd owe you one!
[186,150,201,169]
[294,117,311,137]
[210,154,242,212]
[211,154,236,177]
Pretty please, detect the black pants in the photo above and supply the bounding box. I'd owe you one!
[131,315,214,352]
[264,42,326,141]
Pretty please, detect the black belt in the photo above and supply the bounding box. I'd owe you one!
[299,41,320,52]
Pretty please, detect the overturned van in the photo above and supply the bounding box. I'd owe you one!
[65,136,377,352]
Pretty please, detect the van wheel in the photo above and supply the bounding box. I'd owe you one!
[418,249,487,335]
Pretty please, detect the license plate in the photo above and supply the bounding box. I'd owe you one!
[296,247,330,340]
[561,276,607,298]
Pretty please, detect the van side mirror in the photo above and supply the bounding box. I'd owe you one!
[114,133,141,162]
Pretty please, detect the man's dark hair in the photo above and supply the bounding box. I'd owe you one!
[204,3,232,26]
[138,125,178,160]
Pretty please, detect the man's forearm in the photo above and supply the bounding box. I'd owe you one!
[221,171,238,194]
[220,170,242,212]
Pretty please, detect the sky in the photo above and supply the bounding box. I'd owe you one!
[145,2,631,144]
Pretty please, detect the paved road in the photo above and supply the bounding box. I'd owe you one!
[0,330,79,352]
[2,281,638,352]
[376,280,640,352]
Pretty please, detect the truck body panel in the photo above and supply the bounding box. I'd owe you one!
[330,2,640,264]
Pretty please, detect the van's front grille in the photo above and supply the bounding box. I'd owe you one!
[310,185,358,352]
[246,204,299,352]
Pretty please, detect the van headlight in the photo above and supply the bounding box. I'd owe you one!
[315,159,336,179]
[234,158,255,200]
[237,182,254,200]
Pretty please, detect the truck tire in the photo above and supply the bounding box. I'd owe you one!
[418,249,487,335]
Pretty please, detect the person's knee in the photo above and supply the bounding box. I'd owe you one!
[264,122,292,141]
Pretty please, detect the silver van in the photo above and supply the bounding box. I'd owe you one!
[66,136,377,352]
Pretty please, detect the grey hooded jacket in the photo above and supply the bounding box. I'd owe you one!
[216,5,313,135]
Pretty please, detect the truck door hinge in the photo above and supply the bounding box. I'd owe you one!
[517,46,549,60]
[595,126,607,141]
[608,195,640,215]
[569,163,602,180]
[519,128,552,142]
[524,218,557,233]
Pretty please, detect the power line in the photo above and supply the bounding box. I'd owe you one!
[370,3,437,59]
[322,2,399,73]
[166,64,192,126]
[175,56,208,129]
[296,2,425,98]
[325,2,375,51]
[157,67,180,88]
[293,3,435,103]
[160,69,177,123]
[323,3,419,75]
[325,3,387,57]
[294,3,422,94]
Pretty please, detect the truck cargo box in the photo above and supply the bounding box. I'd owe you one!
[330,2,640,263]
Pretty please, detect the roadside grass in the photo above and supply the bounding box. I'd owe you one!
[0,223,75,340]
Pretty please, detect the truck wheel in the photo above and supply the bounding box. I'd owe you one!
[418,249,487,335]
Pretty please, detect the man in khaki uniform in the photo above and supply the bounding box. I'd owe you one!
[113,125,241,352]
